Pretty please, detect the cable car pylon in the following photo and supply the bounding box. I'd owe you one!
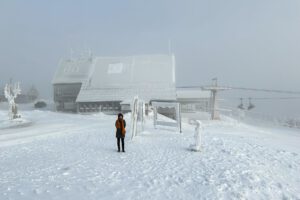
[202,78,231,120]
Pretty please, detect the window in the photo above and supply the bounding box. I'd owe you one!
[64,65,79,73]
[107,63,124,74]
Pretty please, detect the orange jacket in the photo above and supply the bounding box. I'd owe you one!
[115,119,126,137]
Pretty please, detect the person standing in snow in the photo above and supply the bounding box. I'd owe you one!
[115,113,126,152]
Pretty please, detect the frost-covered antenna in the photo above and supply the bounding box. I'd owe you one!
[70,48,74,61]
[84,48,92,60]
[212,77,218,86]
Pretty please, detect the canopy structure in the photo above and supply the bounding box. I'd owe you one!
[176,89,211,101]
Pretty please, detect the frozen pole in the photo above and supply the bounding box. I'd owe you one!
[211,78,220,120]
[190,120,202,152]
[131,96,139,140]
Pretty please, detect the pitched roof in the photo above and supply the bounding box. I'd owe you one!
[76,54,176,102]
[52,58,93,84]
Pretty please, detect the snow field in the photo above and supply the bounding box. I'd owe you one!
[0,110,299,200]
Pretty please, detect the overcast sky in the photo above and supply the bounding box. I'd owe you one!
[0,0,300,103]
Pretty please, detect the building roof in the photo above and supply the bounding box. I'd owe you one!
[52,58,93,84]
[76,54,176,102]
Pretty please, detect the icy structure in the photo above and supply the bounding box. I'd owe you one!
[4,82,21,120]
[190,120,202,152]
[131,96,146,139]
[138,101,145,131]
[131,96,139,139]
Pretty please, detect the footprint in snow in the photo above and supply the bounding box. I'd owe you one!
[291,152,298,157]
[61,167,71,176]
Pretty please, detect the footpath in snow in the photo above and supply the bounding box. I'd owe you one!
[0,110,299,200]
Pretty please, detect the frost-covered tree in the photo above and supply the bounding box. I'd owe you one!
[4,82,21,120]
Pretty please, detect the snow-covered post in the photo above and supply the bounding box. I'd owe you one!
[131,96,139,139]
[190,120,202,152]
[138,101,145,132]
[4,82,21,120]
[176,103,182,133]
[153,105,157,129]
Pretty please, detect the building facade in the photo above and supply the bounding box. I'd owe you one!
[52,57,93,112]
[52,54,176,113]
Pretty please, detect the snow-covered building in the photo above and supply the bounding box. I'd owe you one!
[52,54,176,113]
[52,57,93,112]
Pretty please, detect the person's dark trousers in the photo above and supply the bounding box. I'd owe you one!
[117,137,125,152]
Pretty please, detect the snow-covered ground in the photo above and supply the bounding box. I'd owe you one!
[0,110,299,200]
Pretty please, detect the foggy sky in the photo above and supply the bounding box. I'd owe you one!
[1,0,300,100]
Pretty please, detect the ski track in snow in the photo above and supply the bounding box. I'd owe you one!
[0,110,300,200]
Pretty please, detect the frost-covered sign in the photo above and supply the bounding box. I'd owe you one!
[152,101,182,133]
[107,63,124,74]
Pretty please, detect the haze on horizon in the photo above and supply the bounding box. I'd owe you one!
[0,0,299,117]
